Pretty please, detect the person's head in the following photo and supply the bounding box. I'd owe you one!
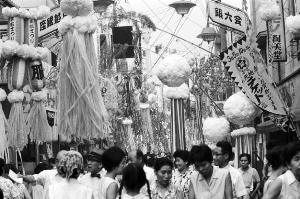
[34,163,50,174]
[86,148,104,175]
[154,157,173,187]
[173,150,189,172]
[3,164,18,177]
[266,146,285,172]
[48,158,56,168]
[147,157,156,168]
[56,150,67,165]
[239,153,251,169]
[102,146,126,175]
[0,188,3,199]
[214,141,233,168]
[119,163,150,198]
[283,141,300,178]
[266,140,278,151]
[127,150,144,165]
[190,145,213,177]
[0,158,5,175]
[58,151,83,180]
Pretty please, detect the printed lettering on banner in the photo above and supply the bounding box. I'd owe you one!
[208,1,247,33]
[220,36,287,115]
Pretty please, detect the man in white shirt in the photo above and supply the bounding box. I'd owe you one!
[19,150,67,196]
[80,148,106,199]
[214,141,247,199]
[127,149,156,185]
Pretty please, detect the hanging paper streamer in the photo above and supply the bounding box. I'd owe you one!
[0,89,10,159]
[26,90,52,144]
[7,90,27,150]
[122,118,136,151]
[139,103,154,150]
[57,4,111,139]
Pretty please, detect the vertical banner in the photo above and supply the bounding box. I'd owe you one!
[267,0,287,62]
[8,17,24,44]
[24,19,38,47]
[170,99,186,154]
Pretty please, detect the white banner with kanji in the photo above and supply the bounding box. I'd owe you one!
[220,36,287,115]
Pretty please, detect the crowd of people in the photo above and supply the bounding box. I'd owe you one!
[0,140,299,199]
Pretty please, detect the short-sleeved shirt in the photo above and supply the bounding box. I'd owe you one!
[80,169,106,199]
[277,170,300,199]
[98,176,119,199]
[224,165,247,198]
[0,176,21,199]
[190,166,229,199]
[238,167,260,191]
[150,182,182,199]
[171,168,194,199]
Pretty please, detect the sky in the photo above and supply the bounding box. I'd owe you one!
[118,0,250,58]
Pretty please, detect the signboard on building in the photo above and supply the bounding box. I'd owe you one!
[267,0,287,62]
[220,36,287,115]
[208,1,247,33]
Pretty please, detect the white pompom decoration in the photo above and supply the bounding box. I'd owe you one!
[203,117,230,142]
[155,54,192,87]
[0,88,7,101]
[224,91,261,125]
[258,0,280,21]
[231,127,256,138]
[164,83,189,99]
[122,118,133,125]
[7,90,24,103]
[148,94,157,103]
[60,0,93,17]
[286,15,300,34]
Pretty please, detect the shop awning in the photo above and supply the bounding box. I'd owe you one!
[256,120,282,134]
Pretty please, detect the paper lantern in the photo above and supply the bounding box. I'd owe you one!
[27,60,46,91]
[8,17,24,44]
[7,57,26,91]
[24,19,38,46]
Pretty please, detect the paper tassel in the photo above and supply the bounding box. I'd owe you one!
[24,19,38,46]
[0,89,9,158]
[8,17,24,44]
[7,90,27,150]
[26,90,51,144]
[58,29,111,139]
[140,103,154,146]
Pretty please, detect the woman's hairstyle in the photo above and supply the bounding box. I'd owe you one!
[147,157,156,168]
[154,157,173,172]
[266,146,285,170]
[34,163,50,174]
[283,141,300,165]
[190,144,213,164]
[0,158,5,175]
[239,153,251,164]
[173,150,190,165]
[0,188,3,199]
[102,146,126,172]
[3,164,18,174]
[118,163,151,199]
[58,151,83,179]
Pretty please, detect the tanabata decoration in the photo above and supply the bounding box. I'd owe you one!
[164,83,190,153]
[231,127,256,137]
[155,54,192,87]
[57,0,111,139]
[202,117,230,143]
[122,118,136,151]
[223,91,262,125]
[258,0,280,21]
[286,15,300,36]
[0,89,9,159]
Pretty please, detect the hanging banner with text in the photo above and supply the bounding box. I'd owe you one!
[267,0,287,62]
[208,0,247,33]
[220,36,287,115]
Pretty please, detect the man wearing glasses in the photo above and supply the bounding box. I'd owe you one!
[213,141,247,199]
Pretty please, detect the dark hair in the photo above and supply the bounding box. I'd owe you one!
[0,159,5,175]
[154,157,173,172]
[34,163,50,174]
[173,150,190,165]
[0,188,3,199]
[190,145,213,164]
[49,158,56,165]
[266,146,285,170]
[283,141,300,165]
[216,141,233,160]
[102,146,126,172]
[266,140,278,151]
[136,150,144,163]
[3,164,18,174]
[147,158,156,168]
[118,163,151,199]
[239,153,251,163]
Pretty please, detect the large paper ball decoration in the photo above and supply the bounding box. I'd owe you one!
[156,54,192,87]
[60,0,93,17]
[224,91,261,125]
[203,117,230,142]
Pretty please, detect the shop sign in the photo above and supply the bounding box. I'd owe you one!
[38,8,66,37]
[267,0,287,62]
[220,36,287,115]
[208,1,247,33]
